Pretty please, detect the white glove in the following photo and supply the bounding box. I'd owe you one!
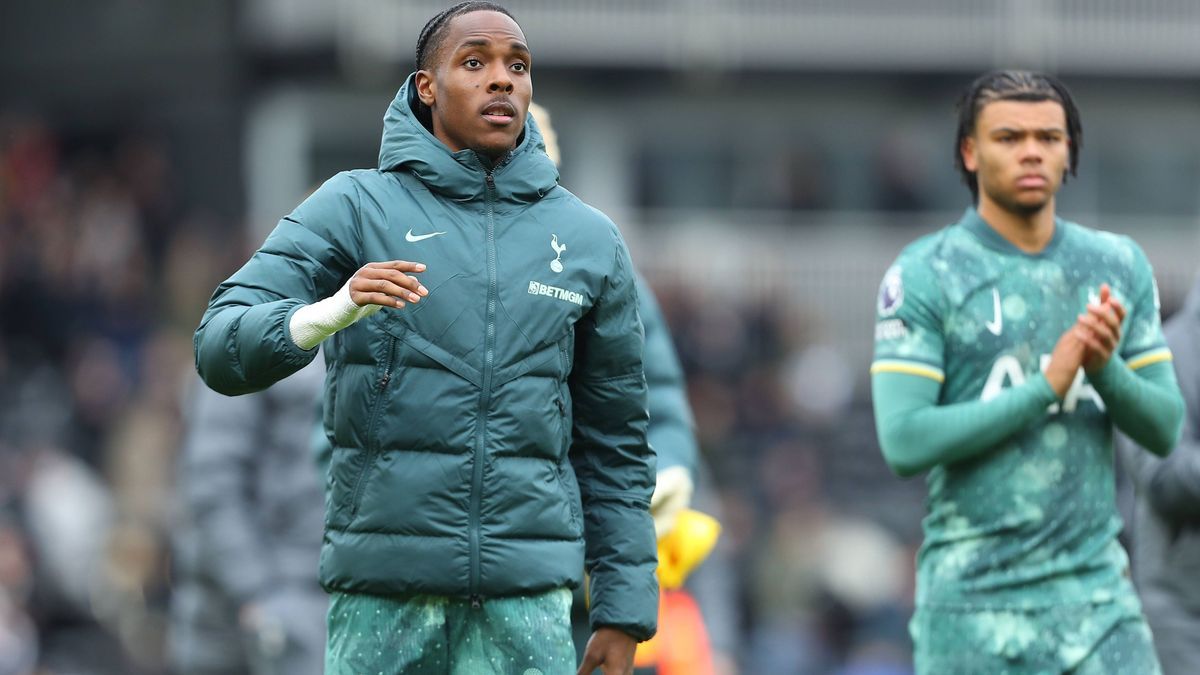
[650,465,694,538]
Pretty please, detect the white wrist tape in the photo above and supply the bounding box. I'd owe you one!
[289,280,381,350]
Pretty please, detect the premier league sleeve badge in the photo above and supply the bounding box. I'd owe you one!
[877,265,904,317]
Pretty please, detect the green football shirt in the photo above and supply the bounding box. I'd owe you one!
[872,208,1171,610]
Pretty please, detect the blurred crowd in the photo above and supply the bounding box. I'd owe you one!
[0,115,926,674]
[651,282,924,674]
[0,113,242,674]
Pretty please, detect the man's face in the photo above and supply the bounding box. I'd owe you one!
[961,99,1070,216]
[416,11,532,159]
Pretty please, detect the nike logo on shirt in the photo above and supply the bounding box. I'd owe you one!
[406,229,446,243]
[986,287,1003,336]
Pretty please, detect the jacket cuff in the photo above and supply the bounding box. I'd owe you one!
[283,302,321,356]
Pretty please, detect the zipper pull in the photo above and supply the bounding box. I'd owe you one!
[470,595,483,609]
[378,372,391,391]
[485,173,495,190]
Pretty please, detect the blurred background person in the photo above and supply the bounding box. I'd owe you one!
[0,109,223,673]
[1118,275,1200,675]
[872,70,1182,674]
[168,356,327,675]
[529,101,737,675]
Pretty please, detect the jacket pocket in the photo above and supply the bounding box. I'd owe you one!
[555,461,584,538]
[349,336,396,518]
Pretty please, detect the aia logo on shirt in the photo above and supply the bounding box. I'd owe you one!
[982,355,1105,414]
[878,266,904,317]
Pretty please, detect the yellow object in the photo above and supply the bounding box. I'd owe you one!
[656,509,721,590]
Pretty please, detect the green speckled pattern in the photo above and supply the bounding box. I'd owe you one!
[874,208,1167,611]
[325,588,575,675]
[912,592,1160,673]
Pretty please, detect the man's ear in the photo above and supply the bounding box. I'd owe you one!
[960,136,978,172]
[415,70,437,107]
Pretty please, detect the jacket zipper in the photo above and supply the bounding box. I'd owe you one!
[469,170,500,604]
[350,335,395,517]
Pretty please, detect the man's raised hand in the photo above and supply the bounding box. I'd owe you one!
[349,261,429,309]
[1075,283,1126,373]
[1045,322,1089,399]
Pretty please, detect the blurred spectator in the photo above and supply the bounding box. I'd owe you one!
[649,278,918,674]
[1117,276,1200,675]
[781,144,832,212]
[871,134,930,213]
[0,515,37,675]
[0,112,228,673]
[169,357,327,675]
[783,343,855,426]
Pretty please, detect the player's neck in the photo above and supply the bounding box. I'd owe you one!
[976,196,1057,254]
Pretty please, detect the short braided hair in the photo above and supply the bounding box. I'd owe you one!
[954,70,1082,202]
[414,2,515,71]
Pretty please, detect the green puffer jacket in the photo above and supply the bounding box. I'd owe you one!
[637,275,697,477]
[194,74,658,639]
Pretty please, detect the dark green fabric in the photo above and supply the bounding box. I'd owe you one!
[1088,357,1182,457]
[310,276,696,480]
[195,74,657,640]
[872,370,1060,477]
[636,275,696,476]
[870,209,1183,613]
[874,359,1181,478]
[1139,283,1200,520]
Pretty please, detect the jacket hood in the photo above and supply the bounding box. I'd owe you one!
[378,73,559,202]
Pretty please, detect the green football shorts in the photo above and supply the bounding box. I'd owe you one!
[910,592,1160,674]
[325,587,576,675]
